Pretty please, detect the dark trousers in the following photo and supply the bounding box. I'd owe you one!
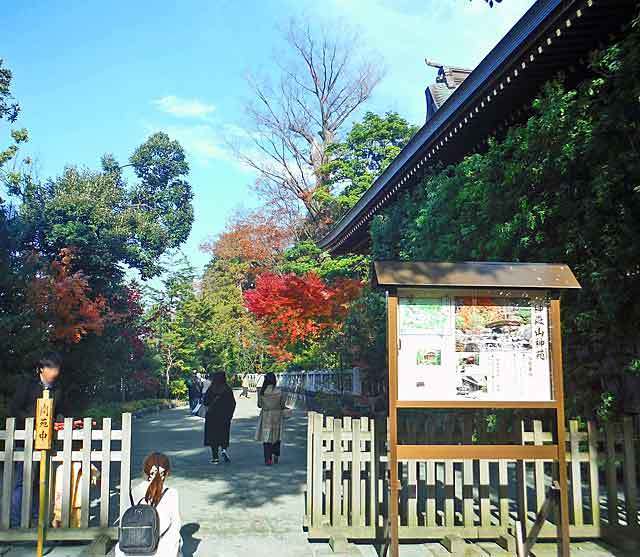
[210,443,229,459]
[263,442,281,462]
[10,462,39,528]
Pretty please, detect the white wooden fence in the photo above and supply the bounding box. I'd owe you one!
[305,412,640,547]
[0,414,131,543]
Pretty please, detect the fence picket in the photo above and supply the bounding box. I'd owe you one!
[463,460,474,527]
[306,412,312,526]
[100,418,112,528]
[352,419,362,527]
[622,417,638,527]
[407,461,417,527]
[343,416,351,522]
[1,418,16,529]
[119,413,132,522]
[334,418,346,526]
[311,413,324,528]
[533,420,546,517]
[444,460,454,527]
[498,460,509,528]
[60,417,74,528]
[426,461,436,526]
[21,418,34,528]
[79,417,93,528]
[605,422,619,526]
[479,460,490,528]
[587,421,600,527]
[569,420,584,527]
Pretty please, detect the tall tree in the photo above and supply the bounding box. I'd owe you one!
[238,20,384,234]
[326,111,418,219]
[17,132,194,285]
[146,255,197,395]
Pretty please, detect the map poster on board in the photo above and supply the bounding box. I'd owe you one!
[398,297,451,335]
[397,296,552,402]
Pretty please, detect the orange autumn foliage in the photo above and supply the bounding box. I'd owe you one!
[29,248,110,344]
[201,209,293,266]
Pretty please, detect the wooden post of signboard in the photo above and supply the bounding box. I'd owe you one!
[386,291,400,557]
[35,389,54,557]
[550,299,570,557]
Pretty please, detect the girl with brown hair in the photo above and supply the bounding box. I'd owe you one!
[116,453,183,556]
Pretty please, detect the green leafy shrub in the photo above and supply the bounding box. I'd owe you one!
[169,379,188,400]
[83,399,174,423]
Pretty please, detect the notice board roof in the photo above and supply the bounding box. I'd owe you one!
[373,261,581,290]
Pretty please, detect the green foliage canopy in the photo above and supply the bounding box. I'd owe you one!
[371,19,640,417]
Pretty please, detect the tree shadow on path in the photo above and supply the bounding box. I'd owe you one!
[180,523,202,557]
[130,405,308,511]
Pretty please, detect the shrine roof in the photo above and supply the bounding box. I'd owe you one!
[373,261,581,290]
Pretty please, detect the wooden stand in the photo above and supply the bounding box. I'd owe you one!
[385,293,570,557]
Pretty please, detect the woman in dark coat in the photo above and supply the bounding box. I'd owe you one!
[203,372,236,464]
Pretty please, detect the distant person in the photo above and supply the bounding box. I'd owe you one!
[200,372,211,398]
[240,374,250,398]
[255,372,288,466]
[203,372,236,464]
[9,352,70,527]
[116,453,182,557]
[186,373,202,411]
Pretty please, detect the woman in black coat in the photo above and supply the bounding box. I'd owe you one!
[203,372,236,464]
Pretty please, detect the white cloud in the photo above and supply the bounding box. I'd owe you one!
[165,124,229,164]
[153,95,216,118]
[143,122,264,174]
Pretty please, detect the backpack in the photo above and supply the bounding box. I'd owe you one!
[119,488,168,555]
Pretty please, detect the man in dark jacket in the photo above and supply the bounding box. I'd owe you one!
[9,352,70,527]
[10,352,70,423]
[186,373,203,411]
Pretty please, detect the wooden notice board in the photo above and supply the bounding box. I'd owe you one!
[374,261,581,557]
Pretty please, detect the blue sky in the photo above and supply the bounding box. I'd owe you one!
[1,0,534,275]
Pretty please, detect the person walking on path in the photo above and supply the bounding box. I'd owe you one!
[255,372,288,466]
[116,452,182,557]
[203,372,236,464]
[186,373,202,411]
[200,371,211,398]
[239,374,250,398]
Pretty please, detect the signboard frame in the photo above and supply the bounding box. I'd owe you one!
[376,262,580,557]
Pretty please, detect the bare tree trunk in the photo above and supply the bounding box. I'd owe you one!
[236,18,384,234]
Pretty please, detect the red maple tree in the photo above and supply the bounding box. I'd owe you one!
[29,248,110,344]
[244,272,362,360]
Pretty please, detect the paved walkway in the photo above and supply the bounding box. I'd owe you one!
[130,393,326,557]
